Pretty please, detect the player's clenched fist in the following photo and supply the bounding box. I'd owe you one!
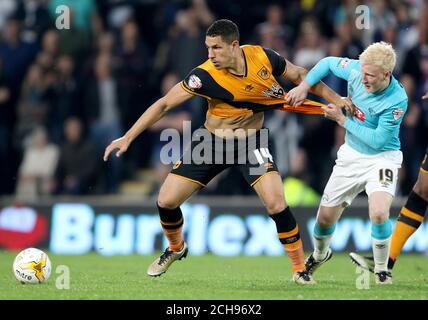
[336,97,355,115]
[285,81,311,107]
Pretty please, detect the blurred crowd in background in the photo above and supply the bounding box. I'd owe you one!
[0,0,427,203]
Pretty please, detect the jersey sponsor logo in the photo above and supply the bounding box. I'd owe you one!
[340,58,350,69]
[257,67,270,80]
[354,106,365,121]
[262,83,284,99]
[188,75,202,89]
[392,108,404,121]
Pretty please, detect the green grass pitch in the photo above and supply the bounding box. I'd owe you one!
[1,251,427,300]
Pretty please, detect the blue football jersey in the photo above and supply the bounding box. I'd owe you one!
[305,57,408,155]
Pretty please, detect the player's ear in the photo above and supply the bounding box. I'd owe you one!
[231,39,239,49]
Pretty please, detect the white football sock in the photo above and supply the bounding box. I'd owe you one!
[313,234,333,261]
[372,236,391,273]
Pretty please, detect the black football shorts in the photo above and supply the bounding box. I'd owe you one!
[170,126,278,187]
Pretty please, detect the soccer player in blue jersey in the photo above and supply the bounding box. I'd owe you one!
[285,42,408,284]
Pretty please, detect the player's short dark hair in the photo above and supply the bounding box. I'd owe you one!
[206,19,240,44]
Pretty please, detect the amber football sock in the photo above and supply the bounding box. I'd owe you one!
[157,203,184,252]
[390,191,427,266]
[270,207,305,272]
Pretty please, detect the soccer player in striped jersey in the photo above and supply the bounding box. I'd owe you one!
[103,19,351,285]
[286,42,408,284]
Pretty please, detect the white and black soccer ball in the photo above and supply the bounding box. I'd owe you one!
[13,248,52,284]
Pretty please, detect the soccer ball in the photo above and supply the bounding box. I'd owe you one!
[13,248,52,284]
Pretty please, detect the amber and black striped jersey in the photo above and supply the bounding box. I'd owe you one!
[181,45,324,119]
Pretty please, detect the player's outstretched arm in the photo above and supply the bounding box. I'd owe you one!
[423,91,428,99]
[281,60,311,106]
[283,59,352,110]
[103,83,193,161]
[285,57,357,110]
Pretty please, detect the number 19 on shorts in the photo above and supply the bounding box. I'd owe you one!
[379,168,394,184]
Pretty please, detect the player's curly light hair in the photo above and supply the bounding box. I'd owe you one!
[359,41,396,73]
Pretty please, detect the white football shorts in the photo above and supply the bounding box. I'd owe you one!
[320,143,403,207]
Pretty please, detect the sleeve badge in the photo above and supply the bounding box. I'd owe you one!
[340,58,349,69]
[188,75,202,89]
[392,108,404,121]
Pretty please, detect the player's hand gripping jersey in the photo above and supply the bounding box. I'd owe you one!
[181,45,325,119]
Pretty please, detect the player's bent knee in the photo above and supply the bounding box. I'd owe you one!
[157,196,181,210]
[316,216,336,229]
[265,201,287,215]
[317,206,341,227]
[370,211,388,224]
[157,183,185,209]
